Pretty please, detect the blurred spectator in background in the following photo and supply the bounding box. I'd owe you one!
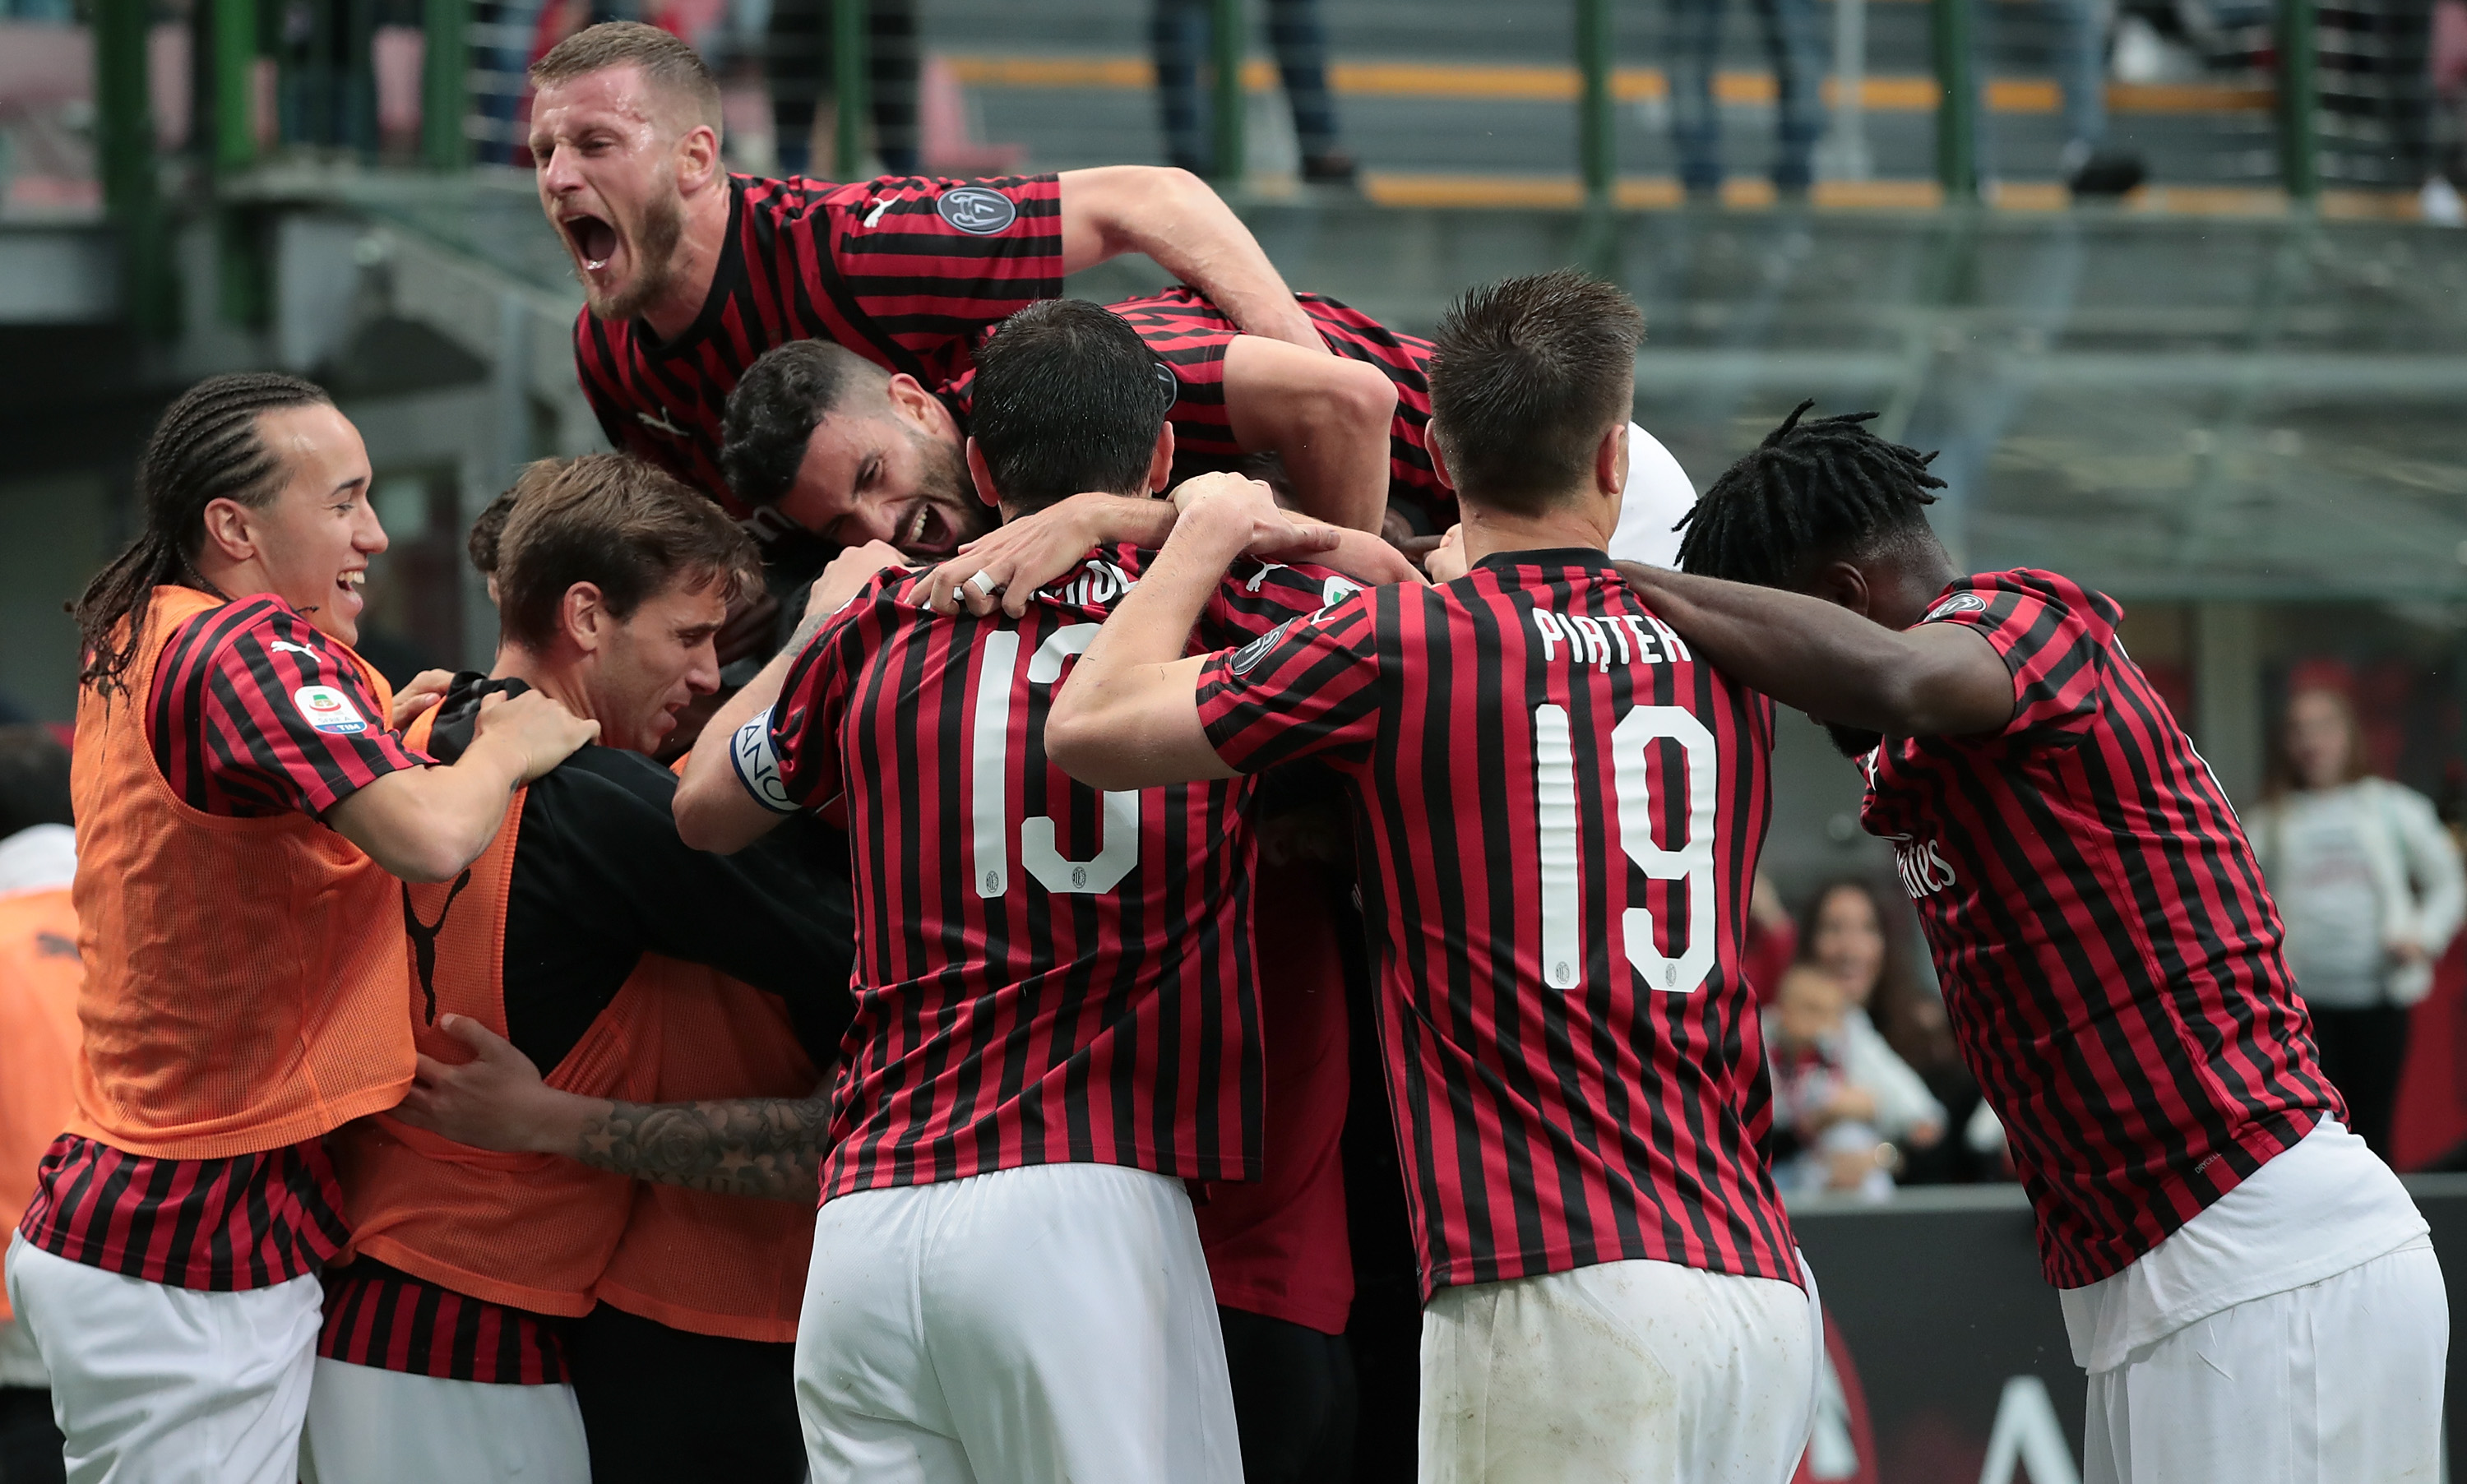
[1766,966,1894,1200]
[769,0,919,173]
[1797,879,1965,1181]
[2252,687,2465,1158]
[1664,0,1822,200]
[1152,0,1356,183]
[0,725,77,1484]
[1744,869,1798,1005]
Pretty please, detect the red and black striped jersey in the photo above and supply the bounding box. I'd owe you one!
[945,289,1447,531]
[15,1133,350,1291]
[736,544,1368,1198]
[1195,548,1798,1300]
[1858,569,2340,1288]
[572,173,1064,548]
[317,1259,567,1385]
[149,596,428,817]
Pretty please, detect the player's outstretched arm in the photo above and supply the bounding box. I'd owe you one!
[329,690,599,882]
[395,1015,827,1202]
[1612,562,2014,738]
[1222,335,1396,533]
[675,550,900,853]
[1047,474,1275,792]
[1057,167,1321,352]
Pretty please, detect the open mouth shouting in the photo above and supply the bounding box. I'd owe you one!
[561,211,621,275]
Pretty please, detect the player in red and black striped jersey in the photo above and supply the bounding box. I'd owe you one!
[672,300,1411,1484]
[1048,273,1818,1481]
[715,289,1437,582]
[9,375,595,1484]
[530,21,1329,575]
[1618,404,2445,1482]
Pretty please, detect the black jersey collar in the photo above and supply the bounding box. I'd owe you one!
[1471,546,1621,576]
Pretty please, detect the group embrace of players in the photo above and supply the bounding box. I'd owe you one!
[0,17,2447,1484]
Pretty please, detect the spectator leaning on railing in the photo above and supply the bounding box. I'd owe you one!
[2252,687,2467,1158]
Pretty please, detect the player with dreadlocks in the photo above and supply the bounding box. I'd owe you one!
[1617,402,2444,1484]
[6,374,596,1484]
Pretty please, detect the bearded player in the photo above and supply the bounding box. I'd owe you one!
[1048,272,1817,1483]
[1615,404,2443,1482]
[531,21,1330,573]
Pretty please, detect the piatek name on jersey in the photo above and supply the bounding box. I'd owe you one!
[1526,607,1693,672]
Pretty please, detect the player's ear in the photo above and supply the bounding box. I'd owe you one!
[1145,423,1175,494]
[197,497,260,566]
[1807,561,1872,618]
[885,374,937,428]
[1426,423,1457,493]
[1598,419,1629,497]
[963,437,1001,510]
[560,581,609,652]
[674,122,722,194]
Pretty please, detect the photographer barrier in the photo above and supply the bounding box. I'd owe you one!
[1786,1175,2467,1483]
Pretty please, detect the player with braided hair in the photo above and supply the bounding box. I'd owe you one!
[9,375,595,1484]
[1618,404,2445,1483]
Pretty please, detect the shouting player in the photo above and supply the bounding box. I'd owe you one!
[5,374,595,1484]
[532,21,1326,567]
[300,455,854,1484]
[1048,271,1817,1483]
[671,298,1405,1482]
[1616,405,2445,1482]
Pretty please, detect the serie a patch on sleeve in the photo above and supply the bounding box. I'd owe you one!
[292,685,369,735]
[1923,592,1989,622]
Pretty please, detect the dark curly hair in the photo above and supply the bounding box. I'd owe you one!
[719,340,888,509]
[1673,401,1946,589]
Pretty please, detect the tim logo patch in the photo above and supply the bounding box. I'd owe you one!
[293,685,368,735]
[1924,592,1988,622]
[936,187,1018,235]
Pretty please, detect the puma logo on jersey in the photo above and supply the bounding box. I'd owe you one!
[636,408,687,437]
[1528,608,1691,672]
[270,640,322,659]
[403,871,474,1024]
[1892,836,1958,899]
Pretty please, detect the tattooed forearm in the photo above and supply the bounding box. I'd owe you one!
[571,1094,831,1201]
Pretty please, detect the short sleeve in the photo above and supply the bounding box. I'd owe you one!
[824,175,1067,386]
[1919,570,2108,742]
[741,599,875,815]
[1201,559,1372,646]
[1195,589,1386,774]
[187,606,428,818]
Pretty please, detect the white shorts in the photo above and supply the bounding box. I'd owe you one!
[1418,1255,1821,1484]
[2082,1237,2446,1484]
[299,1357,589,1484]
[3,1231,320,1484]
[795,1163,1238,1484]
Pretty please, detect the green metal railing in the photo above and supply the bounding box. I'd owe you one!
[79,0,2348,337]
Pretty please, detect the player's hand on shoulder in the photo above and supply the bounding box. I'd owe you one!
[809,540,911,621]
[1425,524,1470,583]
[473,689,599,782]
[390,669,456,731]
[925,497,1104,618]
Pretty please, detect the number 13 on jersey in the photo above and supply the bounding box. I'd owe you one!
[1532,704,1718,995]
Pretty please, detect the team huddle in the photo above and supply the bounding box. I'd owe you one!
[0,17,2448,1484]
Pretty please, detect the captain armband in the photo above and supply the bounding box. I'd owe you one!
[729,708,800,816]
